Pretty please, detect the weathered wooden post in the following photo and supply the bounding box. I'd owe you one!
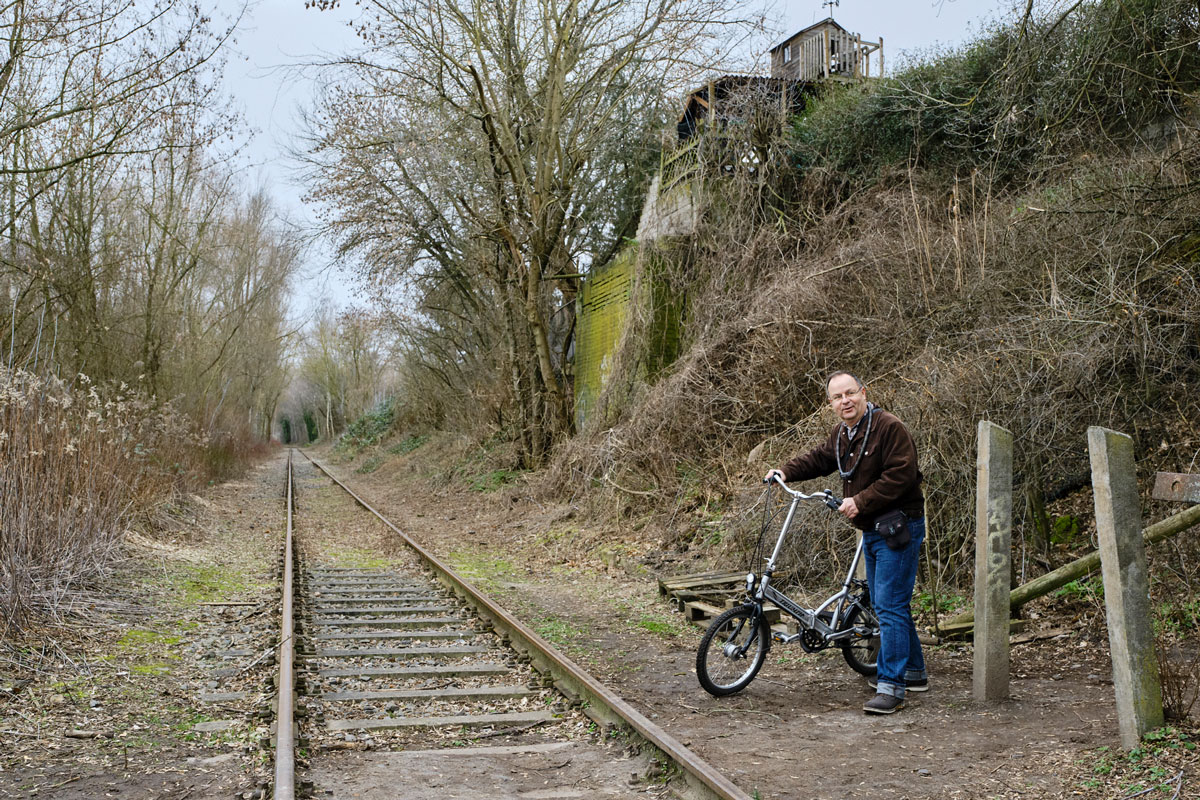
[974,421,1013,702]
[1087,426,1164,748]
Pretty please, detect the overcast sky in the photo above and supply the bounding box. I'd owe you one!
[221,0,1017,317]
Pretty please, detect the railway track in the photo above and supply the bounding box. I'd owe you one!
[271,449,751,800]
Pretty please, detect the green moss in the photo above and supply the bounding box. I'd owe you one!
[635,613,689,638]
[575,249,635,428]
[468,469,521,492]
[449,550,517,588]
[48,675,88,690]
[177,564,253,604]
[131,662,172,676]
[117,628,182,648]
[1050,514,1080,545]
[322,548,395,569]
[535,618,583,647]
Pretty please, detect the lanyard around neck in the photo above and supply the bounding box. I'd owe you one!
[835,405,875,480]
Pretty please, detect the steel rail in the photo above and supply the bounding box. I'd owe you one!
[273,451,297,800]
[297,450,752,800]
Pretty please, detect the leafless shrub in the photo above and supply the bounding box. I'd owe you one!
[0,369,206,629]
[1157,639,1200,722]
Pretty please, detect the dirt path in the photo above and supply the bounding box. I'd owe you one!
[325,450,1198,800]
[0,453,288,800]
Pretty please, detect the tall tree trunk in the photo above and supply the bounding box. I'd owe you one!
[523,255,568,443]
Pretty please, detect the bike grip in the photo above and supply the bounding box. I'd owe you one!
[824,492,842,510]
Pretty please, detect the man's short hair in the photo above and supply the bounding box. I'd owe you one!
[825,371,864,392]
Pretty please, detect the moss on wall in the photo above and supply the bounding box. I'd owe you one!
[575,250,634,429]
[575,245,683,429]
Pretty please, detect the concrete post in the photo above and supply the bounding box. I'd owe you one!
[974,421,1013,702]
[1087,426,1164,748]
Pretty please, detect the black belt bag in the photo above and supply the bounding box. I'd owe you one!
[874,509,910,550]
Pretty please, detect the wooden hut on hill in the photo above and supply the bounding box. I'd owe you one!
[674,17,882,143]
[770,17,882,82]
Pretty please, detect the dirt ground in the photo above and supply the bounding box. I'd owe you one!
[1,447,1196,799]
[327,446,1199,800]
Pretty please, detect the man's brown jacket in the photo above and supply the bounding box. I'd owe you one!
[780,407,924,531]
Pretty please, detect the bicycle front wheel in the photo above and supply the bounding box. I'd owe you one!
[696,604,769,696]
[839,603,880,676]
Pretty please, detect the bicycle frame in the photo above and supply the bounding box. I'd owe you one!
[750,476,869,648]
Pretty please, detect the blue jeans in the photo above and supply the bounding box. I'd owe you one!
[863,516,926,699]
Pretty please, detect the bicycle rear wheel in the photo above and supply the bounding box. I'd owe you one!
[839,603,880,676]
[696,604,769,696]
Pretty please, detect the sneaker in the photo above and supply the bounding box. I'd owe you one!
[864,693,905,715]
[868,676,930,693]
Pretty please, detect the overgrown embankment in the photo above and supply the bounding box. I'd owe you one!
[552,0,1200,590]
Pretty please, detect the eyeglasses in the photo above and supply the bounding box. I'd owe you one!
[828,387,863,403]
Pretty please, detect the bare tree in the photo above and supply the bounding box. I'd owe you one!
[303,0,761,465]
[0,0,237,236]
[288,306,395,441]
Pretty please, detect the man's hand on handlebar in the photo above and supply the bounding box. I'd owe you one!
[837,496,860,520]
[763,469,785,484]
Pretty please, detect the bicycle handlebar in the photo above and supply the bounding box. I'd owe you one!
[766,474,842,510]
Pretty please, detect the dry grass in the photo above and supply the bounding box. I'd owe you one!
[0,369,220,627]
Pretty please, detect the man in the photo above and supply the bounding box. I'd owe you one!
[764,371,927,715]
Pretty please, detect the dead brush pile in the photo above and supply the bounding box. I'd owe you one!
[550,132,1200,592]
[0,369,205,626]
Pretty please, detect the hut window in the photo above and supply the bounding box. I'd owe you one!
[783,44,792,63]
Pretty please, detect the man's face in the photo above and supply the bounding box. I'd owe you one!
[827,374,867,427]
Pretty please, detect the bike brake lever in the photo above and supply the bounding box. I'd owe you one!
[824,491,842,510]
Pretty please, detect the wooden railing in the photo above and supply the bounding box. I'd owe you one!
[660,136,702,192]
[791,30,882,81]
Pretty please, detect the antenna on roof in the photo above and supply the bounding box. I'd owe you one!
[822,0,840,9]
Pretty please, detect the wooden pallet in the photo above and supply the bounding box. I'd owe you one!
[683,600,782,625]
[682,600,725,622]
[661,568,792,636]
[657,570,745,597]
[658,568,791,598]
